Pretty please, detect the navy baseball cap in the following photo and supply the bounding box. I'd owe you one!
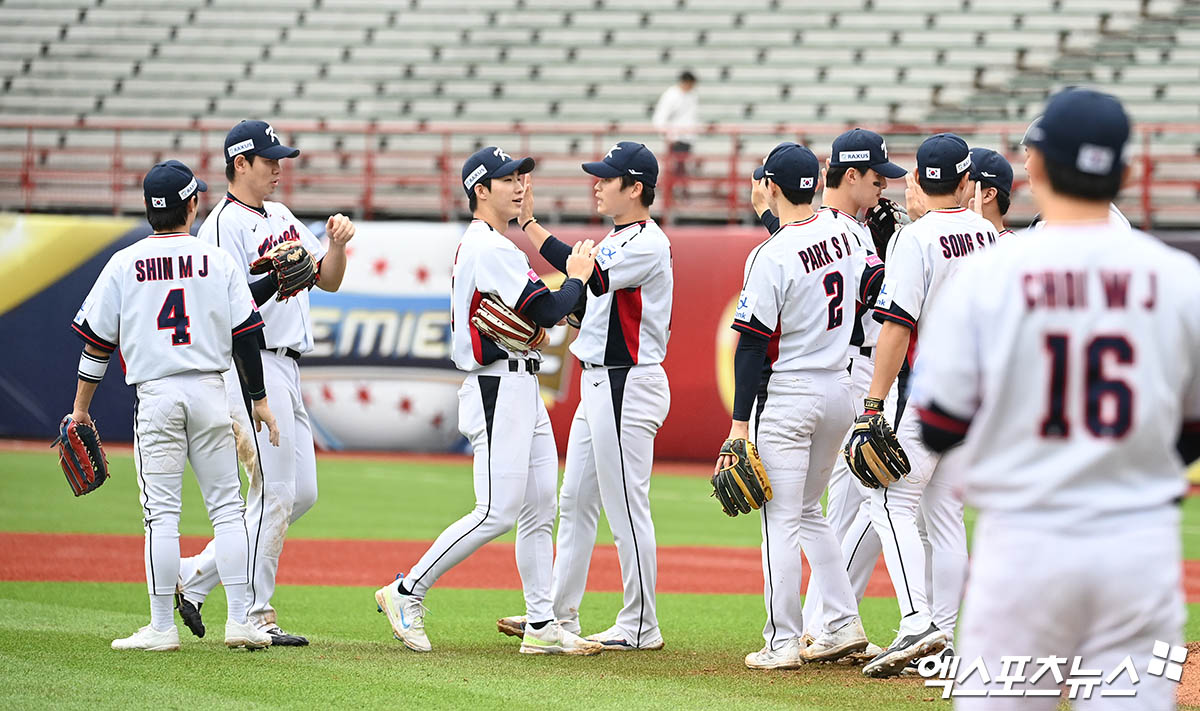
[917,133,971,182]
[224,120,299,164]
[462,146,535,196]
[1023,88,1129,177]
[829,128,906,179]
[143,159,206,209]
[582,141,659,188]
[968,148,1013,197]
[753,142,820,191]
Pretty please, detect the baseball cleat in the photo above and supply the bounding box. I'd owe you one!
[225,620,273,650]
[903,644,954,676]
[839,641,884,666]
[375,575,431,652]
[801,619,869,662]
[584,625,665,651]
[744,638,806,670]
[112,624,180,652]
[497,615,526,638]
[862,623,949,678]
[799,632,815,648]
[174,586,205,638]
[263,626,308,647]
[519,621,603,656]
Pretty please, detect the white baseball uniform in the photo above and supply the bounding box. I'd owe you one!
[801,206,887,638]
[910,221,1200,709]
[735,210,880,650]
[547,219,672,647]
[871,206,999,638]
[402,219,559,622]
[72,232,260,611]
[180,194,328,629]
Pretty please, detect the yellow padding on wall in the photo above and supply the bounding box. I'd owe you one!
[0,213,137,316]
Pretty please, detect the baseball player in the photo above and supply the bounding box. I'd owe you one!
[966,148,1015,238]
[856,133,1000,678]
[753,129,905,655]
[1021,116,1132,230]
[497,141,673,650]
[375,146,604,656]
[175,120,355,647]
[912,88,1200,709]
[721,142,885,669]
[72,160,277,651]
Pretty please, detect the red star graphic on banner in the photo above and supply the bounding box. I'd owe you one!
[356,385,371,404]
[397,397,413,413]
[321,384,335,403]
[372,258,388,276]
[415,265,429,284]
[430,413,444,429]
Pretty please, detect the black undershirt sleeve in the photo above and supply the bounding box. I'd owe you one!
[732,330,770,421]
[1180,424,1200,465]
[249,272,280,307]
[538,235,572,274]
[231,329,268,401]
[519,278,585,328]
[759,210,780,235]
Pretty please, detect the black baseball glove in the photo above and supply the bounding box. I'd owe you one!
[51,415,110,496]
[863,197,909,258]
[711,438,772,517]
[844,412,910,489]
[249,241,318,301]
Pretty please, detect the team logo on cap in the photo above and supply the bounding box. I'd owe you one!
[839,150,871,163]
[1077,144,1115,175]
[605,144,622,160]
[463,164,488,190]
[265,124,278,144]
[493,147,512,161]
[178,177,198,200]
[800,177,814,189]
[955,156,972,174]
[151,197,167,208]
[227,139,255,158]
[926,167,942,179]
[880,139,888,159]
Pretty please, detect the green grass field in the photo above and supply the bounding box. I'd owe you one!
[2,449,1198,710]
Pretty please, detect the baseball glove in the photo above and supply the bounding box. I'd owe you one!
[471,295,547,353]
[843,413,910,489]
[863,197,910,257]
[711,438,772,517]
[249,241,318,301]
[51,415,109,496]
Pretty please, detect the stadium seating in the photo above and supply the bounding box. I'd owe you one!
[0,0,1197,225]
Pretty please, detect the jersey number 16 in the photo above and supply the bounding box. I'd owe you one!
[1041,333,1133,439]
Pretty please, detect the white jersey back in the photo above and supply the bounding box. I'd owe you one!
[911,223,1200,529]
[570,220,673,367]
[72,233,259,385]
[823,207,882,350]
[732,210,871,373]
[874,207,1000,334]
[198,194,328,353]
[451,219,550,371]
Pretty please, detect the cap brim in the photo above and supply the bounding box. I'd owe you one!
[752,165,767,180]
[582,160,622,178]
[195,178,208,193]
[871,161,907,179]
[257,144,301,160]
[493,156,536,178]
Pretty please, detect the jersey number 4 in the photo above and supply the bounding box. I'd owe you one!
[157,288,191,346]
[1041,334,1133,438]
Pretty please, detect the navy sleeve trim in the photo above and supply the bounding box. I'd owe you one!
[731,315,773,339]
[232,311,265,339]
[538,235,572,274]
[860,263,885,307]
[873,302,917,330]
[71,321,117,352]
[917,401,971,453]
[588,262,610,296]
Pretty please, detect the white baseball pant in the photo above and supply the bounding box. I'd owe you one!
[180,349,318,628]
[550,363,670,646]
[954,512,1183,710]
[751,368,860,650]
[133,373,248,606]
[403,363,557,623]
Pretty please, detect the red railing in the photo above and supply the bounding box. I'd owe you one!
[1,117,1197,228]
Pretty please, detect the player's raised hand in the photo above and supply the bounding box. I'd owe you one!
[565,238,596,281]
[968,180,984,215]
[252,398,281,447]
[749,177,770,217]
[904,173,928,221]
[519,174,535,226]
[326,213,355,246]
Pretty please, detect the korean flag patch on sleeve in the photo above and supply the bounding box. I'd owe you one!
[596,242,625,270]
[735,290,758,322]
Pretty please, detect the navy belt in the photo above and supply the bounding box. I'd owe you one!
[858,346,873,358]
[268,347,301,361]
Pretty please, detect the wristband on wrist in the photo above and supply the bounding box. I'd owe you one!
[521,217,538,231]
[863,397,884,413]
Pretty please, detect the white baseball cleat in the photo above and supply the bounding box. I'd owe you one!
[584,625,665,651]
[744,638,806,670]
[498,615,581,638]
[375,577,431,652]
[840,641,884,666]
[519,621,603,656]
[224,620,273,650]
[863,623,950,678]
[801,619,869,662]
[111,624,180,652]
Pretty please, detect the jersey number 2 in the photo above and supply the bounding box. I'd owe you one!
[823,271,844,330]
[1040,334,1133,438]
[157,288,191,346]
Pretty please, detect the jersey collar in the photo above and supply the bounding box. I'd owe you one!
[225,192,268,217]
[148,231,191,239]
[781,212,820,228]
